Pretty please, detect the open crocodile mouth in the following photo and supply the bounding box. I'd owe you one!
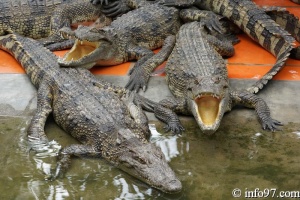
[62,39,100,63]
[194,93,221,126]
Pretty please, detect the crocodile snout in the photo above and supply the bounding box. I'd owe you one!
[164,179,182,193]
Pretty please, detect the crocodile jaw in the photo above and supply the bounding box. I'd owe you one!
[191,93,227,135]
[102,129,182,194]
[116,142,182,194]
[58,39,101,68]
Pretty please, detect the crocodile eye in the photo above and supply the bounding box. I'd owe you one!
[213,76,221,83]
[134,156,147,165]
[156,152,164,160]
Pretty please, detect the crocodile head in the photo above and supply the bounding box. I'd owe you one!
[58,26,118,69]
[186,74,230,135]
[102,128,182,193]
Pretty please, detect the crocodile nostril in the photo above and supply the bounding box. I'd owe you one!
[166,179,182,193]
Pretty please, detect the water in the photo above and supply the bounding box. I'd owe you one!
[0,116,300,199]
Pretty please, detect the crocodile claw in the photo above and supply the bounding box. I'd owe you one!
[164,122,185,135]
[45,162,62,181]
[102,0,130,18]
[28,135,51,153]
[262,119,283,132]
[90,0,108,5]
[205,19,225,34]
[125,66,150,93]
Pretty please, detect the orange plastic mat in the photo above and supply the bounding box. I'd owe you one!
[0,0,299,80]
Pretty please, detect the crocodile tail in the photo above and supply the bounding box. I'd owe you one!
[246,25,295,93]
[264,6,300,42]
[247,44,293,93]
[168,0,296,93]
[207,0,295,94]
[0,33,59,88]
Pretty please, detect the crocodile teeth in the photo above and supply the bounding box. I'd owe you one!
[196,93,220,100]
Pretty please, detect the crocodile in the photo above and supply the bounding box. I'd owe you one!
[58,1,226,92]
[58,2,181,92]
[0,0,128,50]
[153,21,282,134]
[0,32,183,193]
[160,0,296,94]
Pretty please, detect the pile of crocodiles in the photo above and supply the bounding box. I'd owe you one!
[0,0,299,194]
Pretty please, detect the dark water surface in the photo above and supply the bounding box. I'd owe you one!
[1,115,300,199]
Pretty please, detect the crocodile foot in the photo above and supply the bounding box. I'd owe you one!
[261,119,283,132]
[164,121,185,135]
[27,135,51,153]
[45,153,71,181]
[102,0,131,18]
[126,65,150,92]
[90,0,109,5]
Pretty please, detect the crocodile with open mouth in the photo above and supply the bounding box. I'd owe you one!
[58,1,227,92]
[0,0,131,50]
[0,32,183,193]
[153,21,282,134]
[57,1,181,78]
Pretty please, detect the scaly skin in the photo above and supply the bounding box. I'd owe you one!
[0,32,183,193]
[58,1,227,92]
[154,22,282,134]
[0,0,125,50]
[262,6,300,59]
[161,0,296,94]
[58,2,181,92]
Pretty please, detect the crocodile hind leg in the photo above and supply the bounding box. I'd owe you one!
[230,90,283,131]
[122,92,151,138]
[126,35,176,92]
[27,81,53,151]
[49,144,100,180]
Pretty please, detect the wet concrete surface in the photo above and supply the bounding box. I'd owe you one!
[1,74,299,123]
[0,74,300,199]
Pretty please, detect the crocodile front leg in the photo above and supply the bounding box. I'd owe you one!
[75,68,184,134]
[179,9,225,34]
[27,81,53,150]
[154,97,187,134]
[126,35,176,92]
[230,90,283,131]
[40,1,103,51]
[49,144,100,180]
